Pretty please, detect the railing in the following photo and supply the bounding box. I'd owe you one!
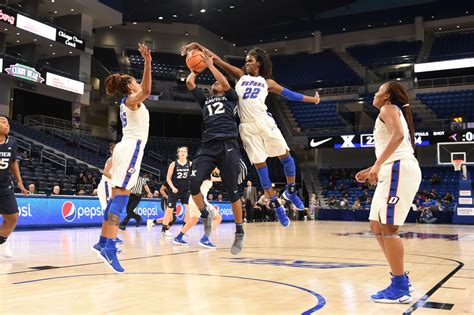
[148,151,163,164]
[40,150,67,173]
[24,115,108,137]
[48,128,100,154]
[140,164,161,182]
[10,136,32,155]
[416,75,474,89]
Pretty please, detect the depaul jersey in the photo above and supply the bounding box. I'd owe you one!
[374,107,415,163]
[171,160,191,189]
[0,136,17,189]
[191,88,239,144]
[120,97,150,143]
[235,75,269,122]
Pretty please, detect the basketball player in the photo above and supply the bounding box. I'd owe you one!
[97,43,151,273]
[147,182,171,229]
[183,50,245,254]
[355,81,421,303]
[158,147,191,238]
[183,43,319,227]
[92,143,123,254]
[0,115,28,258]
[174,168,222,248]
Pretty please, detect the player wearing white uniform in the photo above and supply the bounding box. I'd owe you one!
[95,43,152,273]
[97,143,115,210]
[355,81,421,304]
[182,43,320,228]
[173,169,222,248]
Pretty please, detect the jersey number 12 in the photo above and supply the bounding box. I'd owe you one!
[207,102,225,116]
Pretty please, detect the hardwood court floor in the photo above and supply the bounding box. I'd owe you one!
[1,221,473,315]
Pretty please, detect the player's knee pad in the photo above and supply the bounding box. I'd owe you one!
[189,178,202,196]
[280,155,296,177]
[256,166,272,190]
[109,195,129,216]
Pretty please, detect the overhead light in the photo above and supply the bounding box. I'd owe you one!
[158,16,163,20]
[148,27,151,32]
[53,10,57,14]
[16,40,20,43]
[438,27,442,31]
[220,36,224,39]
[69,51,72,54]
[457,25,460,28]
[244,50,247,53]
[133,22,137,25]
[3,28,7,31]
[70,8,74,12]
[52,52,56,55]
[368,24,371,27]
[466,11,469,14]
[172,14,177,18]
[233,43,236,47]
[49,44,53,47]
[274,48,278,52]
[51,0,55,2]
[16,32,20,35]
[398,20,402,23]
[185,32,189,36]
[342,27,346,31]
[284,36,287,39]
[109,25,112,28]
[33,38,37,41]
[259,39,263,42]
[188,13,194,16]
[229,5,235,9]
[311,32,314,35]
[200,9,206,13]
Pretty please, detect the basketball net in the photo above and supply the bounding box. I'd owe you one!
[452,159,464,171]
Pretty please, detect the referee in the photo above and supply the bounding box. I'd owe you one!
[119,176,152,230]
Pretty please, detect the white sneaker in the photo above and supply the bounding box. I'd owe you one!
[147,219,155,231]
[164,230,174,237]
[0,241,13,258]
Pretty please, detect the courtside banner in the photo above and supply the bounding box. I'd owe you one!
[15,195,234,228]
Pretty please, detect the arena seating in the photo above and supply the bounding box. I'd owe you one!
[289,100,349,130]
[429,31,474,61]
[319,166,460,211]
[93,47,121,71]
[271,50,363,89]
[417,90,474,120]
[346,40,422,69]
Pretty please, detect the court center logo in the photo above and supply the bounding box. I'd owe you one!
[62,201,76,222]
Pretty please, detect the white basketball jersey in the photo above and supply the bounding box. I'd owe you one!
[235,75,269,122]
[120,99,150,143]
[374,107,414,163]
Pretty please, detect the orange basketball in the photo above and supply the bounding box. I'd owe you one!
[186,49,207,73]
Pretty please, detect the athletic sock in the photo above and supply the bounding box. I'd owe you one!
[200,207,209,218]
[98,235,107,246]
[177,232,184,239]
[161,225,168,232]
[236,224,244,234]
[153,219,158,225]
[0,236,7,244]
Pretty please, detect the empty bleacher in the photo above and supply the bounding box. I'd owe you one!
[417,89,474,120]
[429,31,474,61]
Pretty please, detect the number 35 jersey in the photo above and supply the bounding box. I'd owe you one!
[191,87,239,144]
[0,136,17,189]
[235,75,269,123]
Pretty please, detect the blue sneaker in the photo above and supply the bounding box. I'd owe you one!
[199,235,216,249]
[274,205,290,227]
[92,242,103,254]
[282,185,305,210]
[116,237,124,245]
[98,247,124,273]
[371,275,411,304]
[173,236,189,246]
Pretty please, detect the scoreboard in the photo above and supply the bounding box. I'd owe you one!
[308,130,474,149]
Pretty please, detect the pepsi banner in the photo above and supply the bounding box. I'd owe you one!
[15,195,235,228]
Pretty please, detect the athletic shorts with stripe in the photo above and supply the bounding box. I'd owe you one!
[97,178,112,210]
[369,158,421,225]
[111,139,145,191]
[239,115,290,164]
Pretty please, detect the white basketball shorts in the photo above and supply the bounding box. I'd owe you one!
[111,139,145,191]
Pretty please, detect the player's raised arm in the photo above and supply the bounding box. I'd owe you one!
[126,43,152,108]
[267,79,320,104]
[186,72,197,90]
[201,49,231,91]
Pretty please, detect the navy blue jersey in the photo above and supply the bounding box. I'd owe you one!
[0,136,17,189]
[171,160,191,189]
[191,88,239,144]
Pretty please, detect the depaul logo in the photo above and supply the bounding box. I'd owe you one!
[62,201,76,222]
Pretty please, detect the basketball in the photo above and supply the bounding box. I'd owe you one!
[186,49,207,73]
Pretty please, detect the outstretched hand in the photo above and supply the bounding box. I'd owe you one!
[138,43,152,63]
[314,91,320,104]
[201,49,214,68]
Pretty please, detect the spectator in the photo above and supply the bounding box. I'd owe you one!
[340,197,349,209]
[76,172,85,186]
[353,199,361,210]
[430,173,440,185]
[86,173,97,187]
[309,193,318,220]
[429,188,438,200]
[52,185,61,195]
[153,190,160,198]
[328,196,338,208]
[28,183,36,194]
[443,192,453,202]
[77,186,86,195]
[420,208,437,224]
[217,194,223,202]
[244,181,257,223]
[208,193,214,202]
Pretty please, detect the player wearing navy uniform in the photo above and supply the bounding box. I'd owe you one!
[95,43,152,273]
[183,43,319,228]
[157,147,192,238]
[177,49,244,254]
[356,82,421,304]
[0,115,28,258]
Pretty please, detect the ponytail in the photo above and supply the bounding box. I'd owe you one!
[105,74,133,96]
[386,81,416,149]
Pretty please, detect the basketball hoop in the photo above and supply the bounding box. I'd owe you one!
[452,159,464,171]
